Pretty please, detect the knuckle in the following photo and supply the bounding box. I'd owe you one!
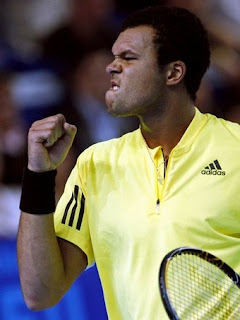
[28,125,36,136]
[55,113,65,123]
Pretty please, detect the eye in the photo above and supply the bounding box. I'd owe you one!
[125,57,136,61]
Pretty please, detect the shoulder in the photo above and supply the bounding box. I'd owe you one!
[77,128,140,164]
[205,112,240,141]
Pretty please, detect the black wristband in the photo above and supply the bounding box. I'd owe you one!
[20,167,57,214]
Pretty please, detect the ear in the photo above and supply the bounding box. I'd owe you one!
[165,61,186,86]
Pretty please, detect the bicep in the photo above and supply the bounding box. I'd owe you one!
[57,237,88,286]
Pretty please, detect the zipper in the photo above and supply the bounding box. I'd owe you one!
[155,148,169,213]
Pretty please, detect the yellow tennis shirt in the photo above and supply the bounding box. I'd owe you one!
[54,108,240,319]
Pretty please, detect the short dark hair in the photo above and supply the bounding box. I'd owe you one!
[122,6,210,101]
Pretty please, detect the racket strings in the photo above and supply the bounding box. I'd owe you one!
[166,253,240,319]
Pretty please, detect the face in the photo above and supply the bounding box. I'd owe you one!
[105,25,166,118]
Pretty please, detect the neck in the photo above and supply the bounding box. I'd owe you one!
[139,100,195,156]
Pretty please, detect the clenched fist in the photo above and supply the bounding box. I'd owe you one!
[27,114,77,172]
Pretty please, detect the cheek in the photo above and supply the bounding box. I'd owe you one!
[128,74,160,99]
[130,67,160,90]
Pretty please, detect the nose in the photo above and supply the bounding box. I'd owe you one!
[106,60,122,74]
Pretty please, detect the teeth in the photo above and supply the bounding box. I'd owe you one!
[113,86,119,91]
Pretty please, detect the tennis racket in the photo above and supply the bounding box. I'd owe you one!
[159,247,240,320]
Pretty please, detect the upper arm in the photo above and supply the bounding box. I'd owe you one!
[57,237,88,286]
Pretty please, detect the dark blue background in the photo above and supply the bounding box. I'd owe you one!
[0,239,108,320]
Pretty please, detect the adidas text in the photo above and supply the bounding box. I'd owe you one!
[201,169,225,176]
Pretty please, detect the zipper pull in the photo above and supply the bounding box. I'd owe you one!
[156,199,160,213]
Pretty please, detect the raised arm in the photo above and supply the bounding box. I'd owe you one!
[17,114,87,310]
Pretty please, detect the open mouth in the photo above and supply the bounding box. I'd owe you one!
[110,80,120,91]
[112,85,119,91]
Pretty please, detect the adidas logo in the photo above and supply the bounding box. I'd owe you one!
[201,159,225,176]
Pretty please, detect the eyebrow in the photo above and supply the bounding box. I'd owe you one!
[112,49,138,58]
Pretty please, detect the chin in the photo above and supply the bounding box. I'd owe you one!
[105,97,135,117]
[111,108,135,118]
[106,104,124,117]
[107,108,122,117]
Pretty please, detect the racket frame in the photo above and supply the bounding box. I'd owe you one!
[159,247,240,320]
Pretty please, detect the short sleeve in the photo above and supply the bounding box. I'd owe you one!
[54,157,94,266]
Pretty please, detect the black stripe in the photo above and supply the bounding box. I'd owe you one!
[209,163,215,170]
[62,193,74,224]
[76,193,85,230]
[68,185,79,227]
[214,159,222,170]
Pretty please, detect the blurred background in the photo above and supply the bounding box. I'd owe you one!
[0,0,240,319]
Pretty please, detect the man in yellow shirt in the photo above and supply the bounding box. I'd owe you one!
[17,5,240,319]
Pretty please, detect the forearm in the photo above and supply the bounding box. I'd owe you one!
[17,212,69,310]
[17,114,82,310]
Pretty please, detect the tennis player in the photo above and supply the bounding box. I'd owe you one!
[17,5,240,319]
